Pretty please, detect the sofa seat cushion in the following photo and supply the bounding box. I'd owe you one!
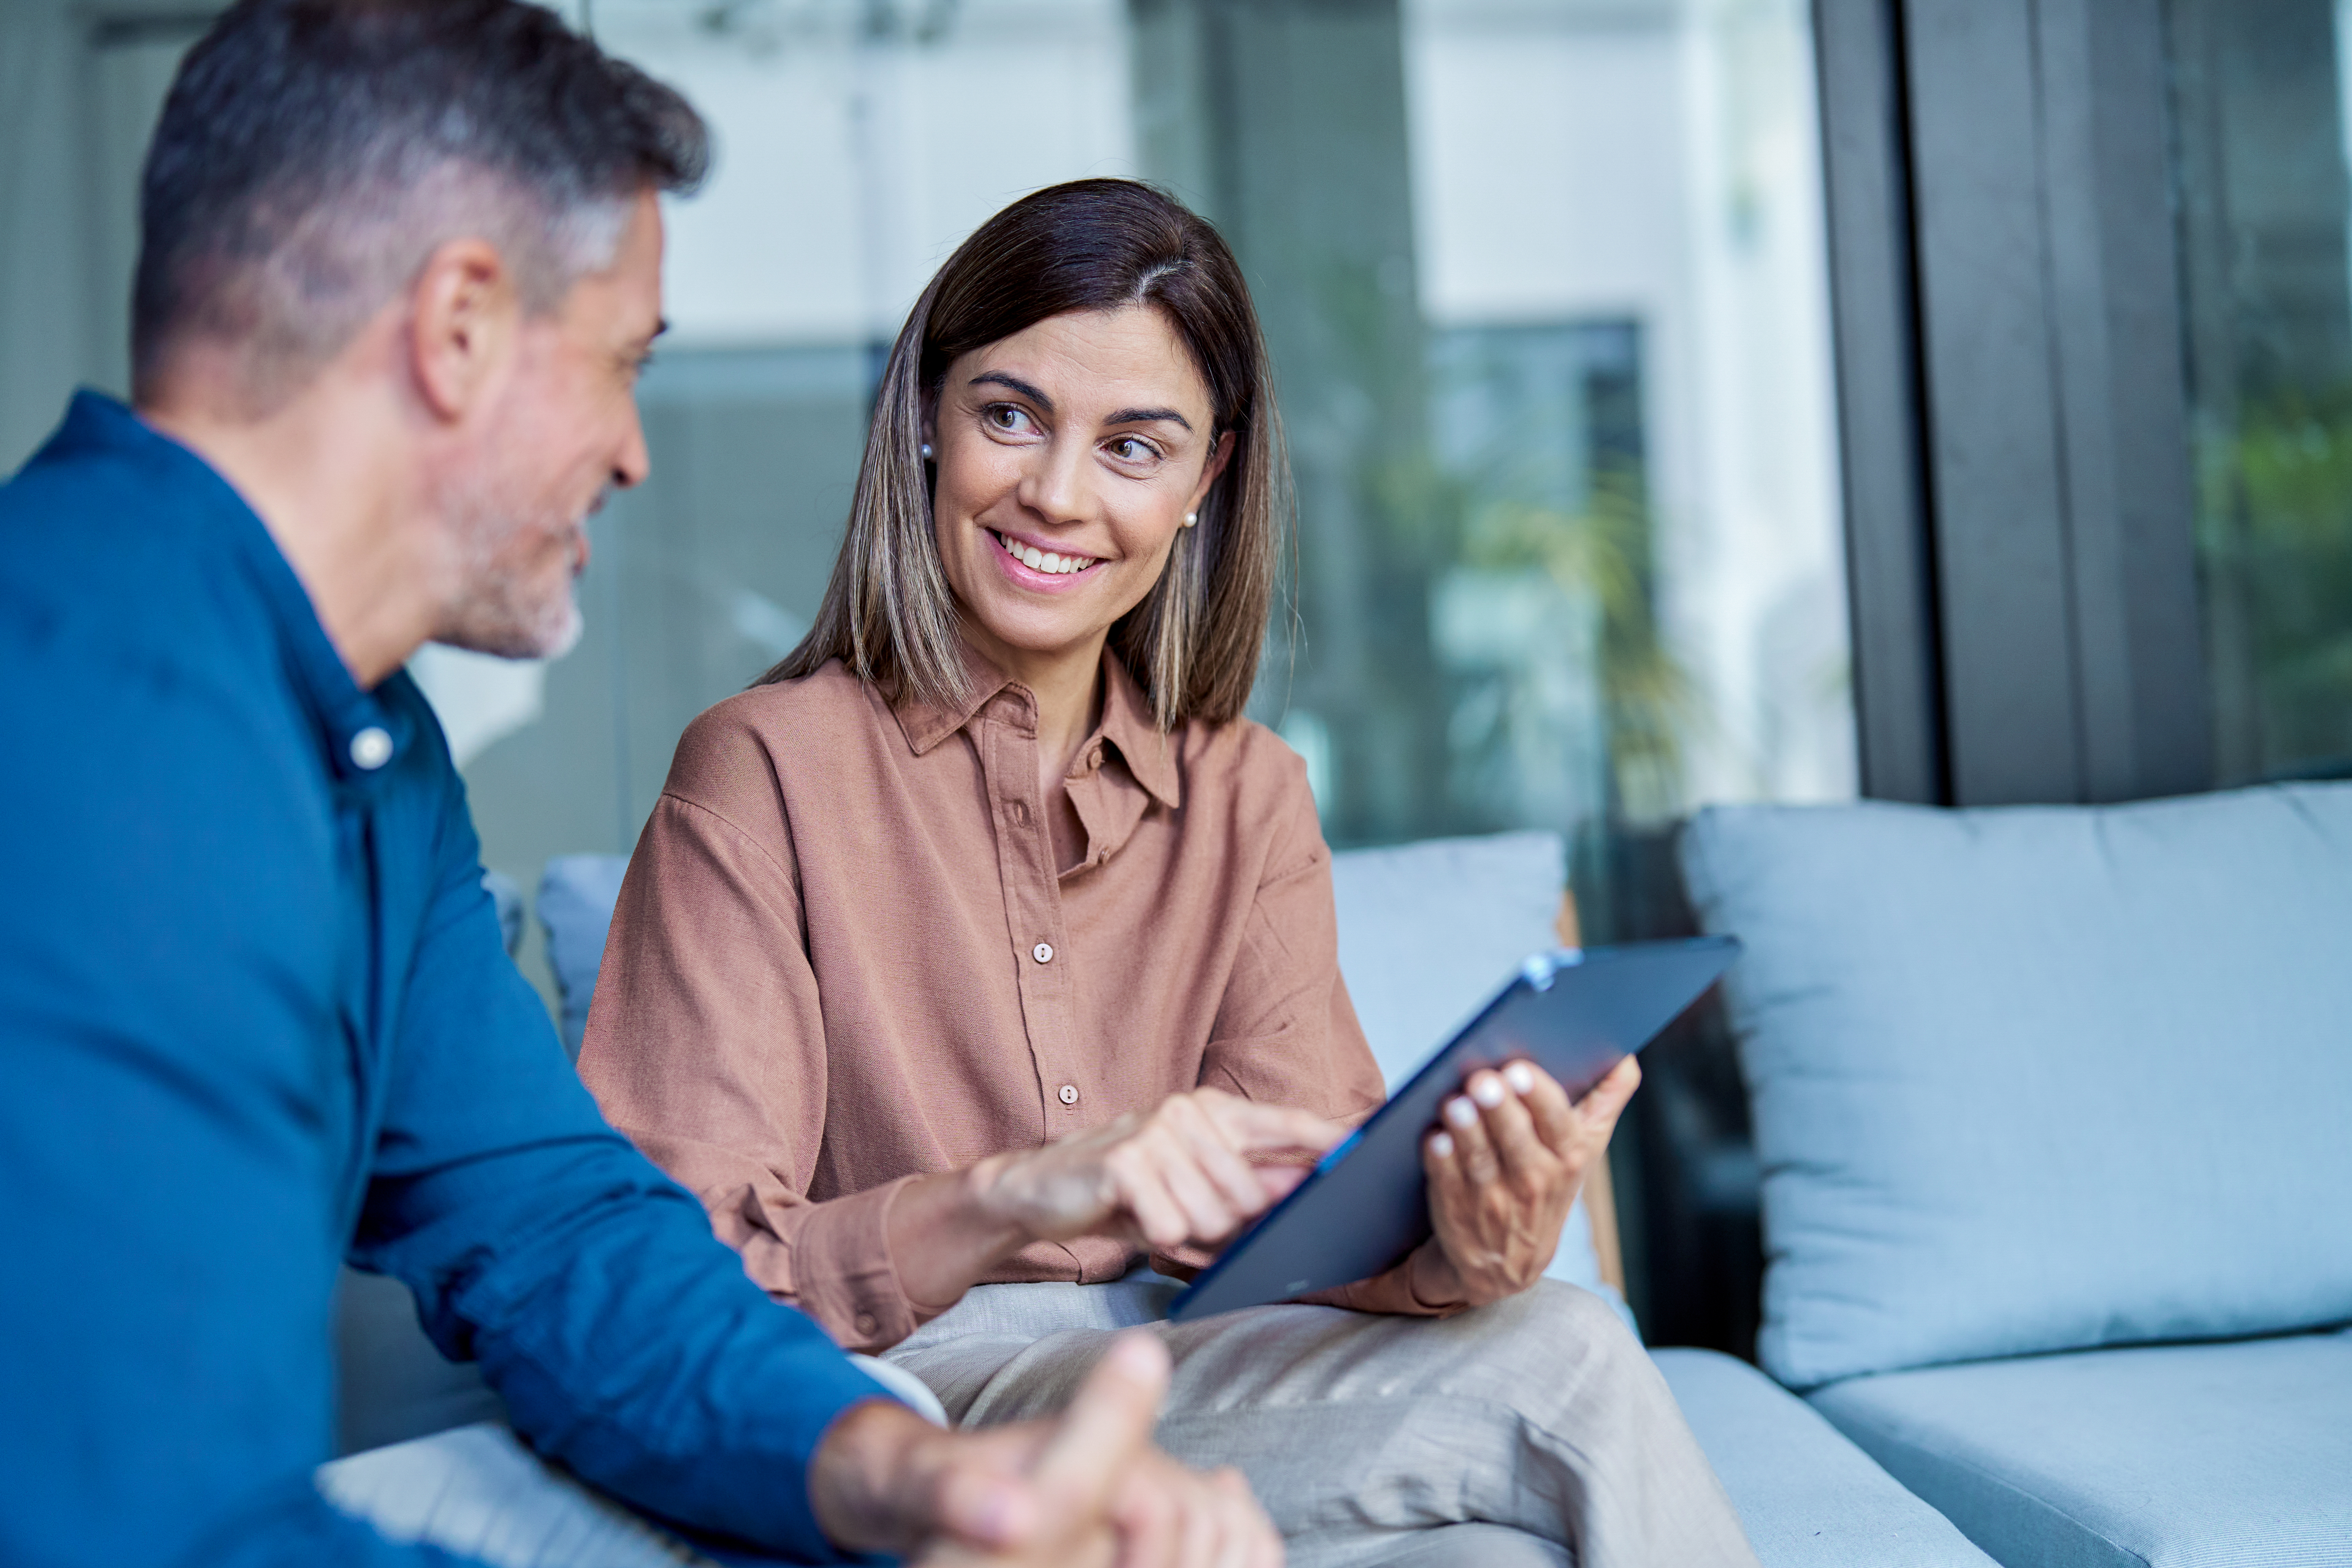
[1807,1327,2352,1568]
[1680,785,2352,1388]
[1653,1349,1997,1568]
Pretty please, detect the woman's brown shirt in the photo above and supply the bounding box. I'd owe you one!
[578,649,1426,1353]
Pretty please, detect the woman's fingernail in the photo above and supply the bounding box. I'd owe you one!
[1470,1074,1506,1108]
[1504,1062,1536,1095]
[1445,1097,1479,1129]
[1430,1131,1454,1158]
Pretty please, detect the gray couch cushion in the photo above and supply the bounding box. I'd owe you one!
[334,1269,503,1457]
[1808,1327,2352,1568]
[1653,1349,1997,1568]
[537,852,629,1059]
[1680,785,2352,1389]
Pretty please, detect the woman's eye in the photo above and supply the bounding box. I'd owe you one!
[1107,436,1159,463]
[985,404,1035,434]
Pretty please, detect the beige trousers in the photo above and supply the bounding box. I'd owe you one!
[884,1274,1760,1568]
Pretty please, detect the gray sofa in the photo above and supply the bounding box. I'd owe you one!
[341,786,2352,1562]
[1682,784,2352,1566]
[483,833,1991,1566]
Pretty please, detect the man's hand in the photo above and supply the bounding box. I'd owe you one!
[1100,1448,1283,1568]
[1410,1056,1639,1309]
[808,1330,1282,1567]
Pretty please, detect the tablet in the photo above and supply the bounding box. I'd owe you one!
[1167,936,1740,1322]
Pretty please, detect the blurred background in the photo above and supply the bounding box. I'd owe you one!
[4,0,2349,1354]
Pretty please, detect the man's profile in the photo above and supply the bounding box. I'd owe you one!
[0,1,1276,1563]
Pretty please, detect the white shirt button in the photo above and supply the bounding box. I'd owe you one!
[1033,942,1054,964]
[349,726,393,770]
[1059,1084,1079,1106]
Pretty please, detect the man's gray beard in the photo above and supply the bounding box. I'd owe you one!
[435,478,587,661]
[439,563,584,660]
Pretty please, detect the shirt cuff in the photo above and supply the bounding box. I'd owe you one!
[730,1175,924,1351]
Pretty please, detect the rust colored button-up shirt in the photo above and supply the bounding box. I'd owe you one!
[578,649,1417,1352]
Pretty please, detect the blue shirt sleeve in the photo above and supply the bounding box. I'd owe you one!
[0,590,504,1567]
[347,693,891,1562]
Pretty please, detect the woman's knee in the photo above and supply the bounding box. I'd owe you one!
[1512,1279,1638,1345]
[1467,1280,1651,1398]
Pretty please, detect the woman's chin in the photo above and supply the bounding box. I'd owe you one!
[964,603,1110,668]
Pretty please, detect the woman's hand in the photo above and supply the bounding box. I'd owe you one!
[1408,1056,1639,1310]
[887,1090,1342,1320]
[976,1089,1345,1254]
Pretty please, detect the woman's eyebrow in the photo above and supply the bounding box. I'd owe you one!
[1104,405,1193,431]
[967,371,1194,432]
[969,370,1054,412]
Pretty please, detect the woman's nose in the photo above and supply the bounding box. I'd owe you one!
[1017,435,1095,524]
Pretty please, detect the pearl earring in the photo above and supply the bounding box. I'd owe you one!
[920,442,935,460]
[1182,511,1198,528]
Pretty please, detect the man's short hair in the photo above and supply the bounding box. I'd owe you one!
[132,0,709,407]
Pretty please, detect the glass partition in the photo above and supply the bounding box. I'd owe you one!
[2167,0,2352,784]
[43,0,1857,1032]
[18,0,1851,1345]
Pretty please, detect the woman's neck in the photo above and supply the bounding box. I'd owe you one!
[967,623,1108,783]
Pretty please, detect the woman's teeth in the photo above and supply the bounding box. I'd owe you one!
[994,531,1096,576]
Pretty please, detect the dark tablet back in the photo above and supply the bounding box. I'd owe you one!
[1169,936,1739,1322]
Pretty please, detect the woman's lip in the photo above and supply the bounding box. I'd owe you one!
[986,527,1101,591]
[990,525,1103,564]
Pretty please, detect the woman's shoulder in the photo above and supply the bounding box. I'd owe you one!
[665,659,890,802]
[1170,713,1318,832]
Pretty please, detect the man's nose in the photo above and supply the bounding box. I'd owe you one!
[613,404,652,490]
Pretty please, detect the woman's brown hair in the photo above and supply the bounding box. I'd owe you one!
[761,178,1287,729]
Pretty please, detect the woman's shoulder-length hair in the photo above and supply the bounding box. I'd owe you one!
[760,178,1289,731]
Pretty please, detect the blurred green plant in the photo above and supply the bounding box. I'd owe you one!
[1456,464,1697,821]
[2195,388,2352,778]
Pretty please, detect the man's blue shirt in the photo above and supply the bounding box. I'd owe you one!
[0,394,888,1566]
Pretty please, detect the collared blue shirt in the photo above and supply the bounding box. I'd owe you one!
[0,394,888,1566]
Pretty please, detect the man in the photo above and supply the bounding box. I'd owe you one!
[0,1,1279,1563]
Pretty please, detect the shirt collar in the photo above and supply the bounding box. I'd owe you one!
[51,391,410,789]
[891,639,1182,811]
[1093,654,1181,809]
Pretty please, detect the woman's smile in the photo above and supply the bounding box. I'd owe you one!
[987,525,1105,586]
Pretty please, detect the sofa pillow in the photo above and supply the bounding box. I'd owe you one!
[537,852,629,1059]
[1328,831,1614,1307]
[1680,785,2352,1390]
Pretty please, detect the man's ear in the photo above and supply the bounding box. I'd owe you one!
[407,238,517,423]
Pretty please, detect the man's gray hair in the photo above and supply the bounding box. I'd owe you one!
[133,0,708,408]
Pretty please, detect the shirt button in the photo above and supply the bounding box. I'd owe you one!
[1008,800,1030,826]
[1033,942,1054,964]
[1059,1084,1079,1106]
[855,1311,877,1336]
[349,726,393,770]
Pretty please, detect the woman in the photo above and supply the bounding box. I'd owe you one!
[579,179,1755,1568]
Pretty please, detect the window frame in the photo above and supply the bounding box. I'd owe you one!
[1816,0,2215,807]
